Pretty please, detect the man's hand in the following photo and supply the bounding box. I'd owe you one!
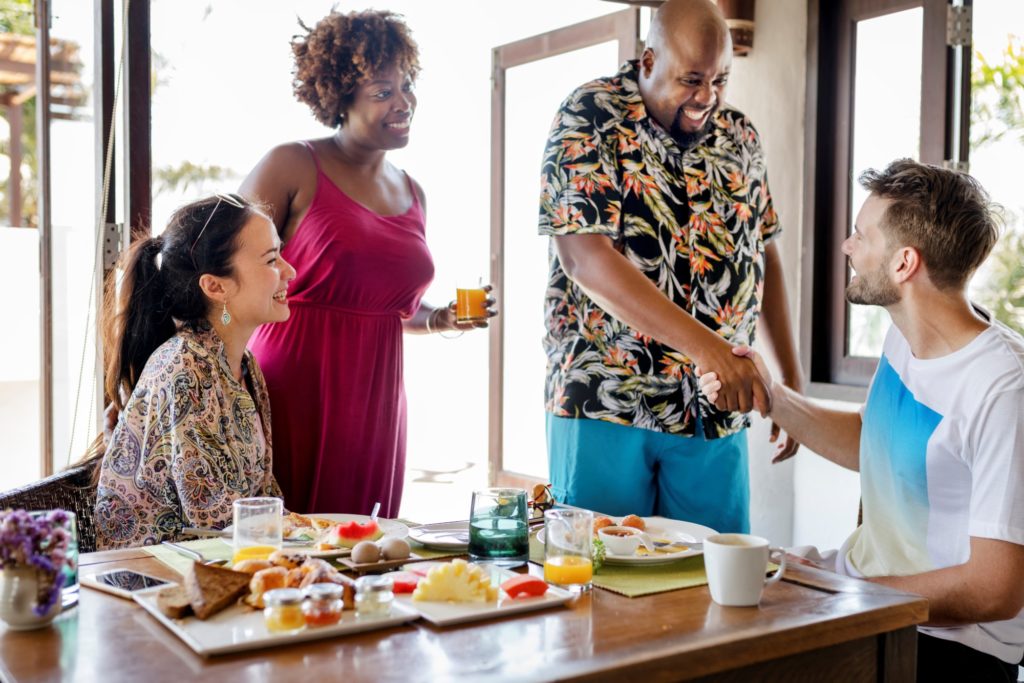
[693,341,771,417]
[699,347,799,461]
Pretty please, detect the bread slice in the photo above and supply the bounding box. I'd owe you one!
[156,585,193,619]
[184,561,251,620]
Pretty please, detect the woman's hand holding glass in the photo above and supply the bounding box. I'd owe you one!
[449,283,498,330]
[426,284,498,335]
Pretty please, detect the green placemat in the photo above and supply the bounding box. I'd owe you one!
[528,533,708,598]
[144,538,232,576]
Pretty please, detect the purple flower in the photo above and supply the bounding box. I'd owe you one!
[0,509,73,616]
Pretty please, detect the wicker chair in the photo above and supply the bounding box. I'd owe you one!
[0,460,100,553]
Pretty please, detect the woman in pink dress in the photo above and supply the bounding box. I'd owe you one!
[241,10,493,517]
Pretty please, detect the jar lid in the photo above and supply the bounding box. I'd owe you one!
[305,583,345,600]
[355,575,394,594]
[263,587,304,606]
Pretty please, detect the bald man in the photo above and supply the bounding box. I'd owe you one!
[537,0,801,533]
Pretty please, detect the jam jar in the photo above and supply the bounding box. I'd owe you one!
[354,575,394,617]
[303,583,345,627]
[263,588,305,633]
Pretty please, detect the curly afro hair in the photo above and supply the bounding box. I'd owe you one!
[291,10,421,129]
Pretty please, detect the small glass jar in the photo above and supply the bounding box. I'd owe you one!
[354,575,394,618]
[263,588,305,633]
[303,583,344,627]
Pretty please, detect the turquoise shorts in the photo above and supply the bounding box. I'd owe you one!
[546,414,750,533]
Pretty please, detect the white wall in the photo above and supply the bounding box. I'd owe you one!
[723,0,806,546]
[792,401,863,551]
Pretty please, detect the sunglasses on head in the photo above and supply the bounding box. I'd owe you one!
[190,192,246,266]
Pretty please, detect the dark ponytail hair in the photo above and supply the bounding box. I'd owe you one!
[103,193,259,409]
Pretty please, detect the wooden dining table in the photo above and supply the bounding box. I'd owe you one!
[0,545,927,682]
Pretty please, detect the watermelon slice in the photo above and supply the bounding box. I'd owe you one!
[388,571,421,594]
[500,574,549,599]
[323,520,384,548]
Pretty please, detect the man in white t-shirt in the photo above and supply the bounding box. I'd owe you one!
[700,159,1024,681]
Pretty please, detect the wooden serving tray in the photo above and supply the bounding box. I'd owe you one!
[337,552,435,574]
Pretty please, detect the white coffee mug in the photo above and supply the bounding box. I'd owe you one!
[703,533,786,607]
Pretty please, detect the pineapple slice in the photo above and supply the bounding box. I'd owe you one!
[412,559,499,603]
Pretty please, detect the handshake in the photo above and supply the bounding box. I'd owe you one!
[696,346,773,416]
[696,345,799,463]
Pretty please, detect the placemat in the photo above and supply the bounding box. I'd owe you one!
[528,533,708,598]
[145,521,464,576]
[144,538,231,576]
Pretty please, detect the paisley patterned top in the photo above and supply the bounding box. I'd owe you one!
[539,60,780,439]
[95,323,282,549]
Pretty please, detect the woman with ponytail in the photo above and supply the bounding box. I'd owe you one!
[95,194,296,549]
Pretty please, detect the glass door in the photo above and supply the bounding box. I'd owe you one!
[35,0,104,477]
[490,9,641,488]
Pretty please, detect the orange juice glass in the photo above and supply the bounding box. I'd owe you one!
[543,508,593,592]
[232,497,283,564]
[232,544,278,565]
[544,555,593,585]
[456,286,487,323]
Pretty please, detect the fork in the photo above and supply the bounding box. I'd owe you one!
[651,540,703,551]
[161,540,230,566]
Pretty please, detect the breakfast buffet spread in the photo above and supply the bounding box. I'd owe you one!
[98,497,715,657]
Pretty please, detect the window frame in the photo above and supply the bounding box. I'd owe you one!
[488,9,641,489]
[802,0,967,392]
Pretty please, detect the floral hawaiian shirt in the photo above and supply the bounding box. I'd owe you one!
[96,323,282,549]
[539,60,780,439]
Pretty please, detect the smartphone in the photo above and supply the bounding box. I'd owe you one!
[81,569,175,599]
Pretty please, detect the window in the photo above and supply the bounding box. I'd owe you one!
[965,1,1024,336]
[489,10,640,488]
[0,0,102,491]
[806,0,964,388]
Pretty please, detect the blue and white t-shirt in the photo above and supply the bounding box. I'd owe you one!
[842,322,1024,662]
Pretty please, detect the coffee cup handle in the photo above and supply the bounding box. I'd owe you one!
[765,547,787,585]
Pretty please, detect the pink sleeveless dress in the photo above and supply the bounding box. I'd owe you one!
[249,142,433,517]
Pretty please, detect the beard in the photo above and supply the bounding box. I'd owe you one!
[669,105,718,151]
[845,268,900,307]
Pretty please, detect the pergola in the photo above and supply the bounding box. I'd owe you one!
[0,32,86,227]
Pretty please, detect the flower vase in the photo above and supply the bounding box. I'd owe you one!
[0,567,61,630]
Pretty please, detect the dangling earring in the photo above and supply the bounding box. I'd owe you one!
[221,302,231,326]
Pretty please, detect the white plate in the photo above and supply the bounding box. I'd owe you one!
[538,515,717,566]
[407,521,469,551]
[223,514,410,560]
[133,587,419,656]
[396,565,574,626]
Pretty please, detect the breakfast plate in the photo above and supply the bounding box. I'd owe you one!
[222,514,410,560]
[538,515,716,566]
[133,586,419,657]
[407,521,469,551]
[395,565,574,626]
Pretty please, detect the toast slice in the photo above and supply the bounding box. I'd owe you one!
[156,585,192,619]
[184,561,251,620]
